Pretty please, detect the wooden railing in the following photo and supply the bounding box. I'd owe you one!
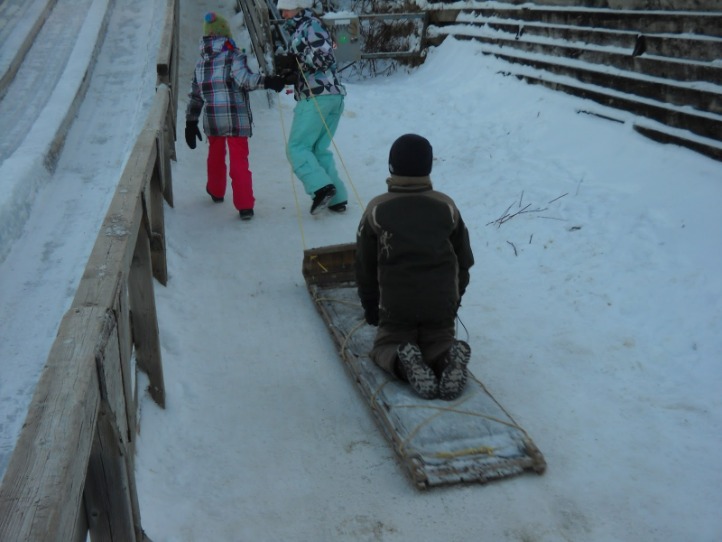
[0,0,178,539]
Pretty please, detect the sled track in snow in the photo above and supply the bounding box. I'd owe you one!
[0,0,179,534]
[0,0,170,480]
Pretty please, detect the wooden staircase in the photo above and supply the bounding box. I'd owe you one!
[426,1,722,161]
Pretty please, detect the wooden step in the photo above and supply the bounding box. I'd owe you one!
[440,34,722,120]
[434,0,722,10]
[429,7,722,38]
[425,4,722,160]
[493,55,722,145]
[432,25,722,87]
[448,17,722,62]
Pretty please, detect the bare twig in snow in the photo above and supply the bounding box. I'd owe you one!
[487,203,548,228]
[488,191,568,228]
[507,241,518,256]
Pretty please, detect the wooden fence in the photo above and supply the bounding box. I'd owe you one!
[0,0,178,539]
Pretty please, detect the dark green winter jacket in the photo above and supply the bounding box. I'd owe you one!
[355,175,474,325]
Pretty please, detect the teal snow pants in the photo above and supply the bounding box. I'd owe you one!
[286,94,347,206]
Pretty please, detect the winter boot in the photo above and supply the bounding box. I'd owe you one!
[310,184,336,215]
[206,187,224,203]
[239,209,254,220]
[439,340,471,401]
[328,201,347,213]
[397,342,438,400]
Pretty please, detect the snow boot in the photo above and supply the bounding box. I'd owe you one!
[310,184,336,215]
[439,340,471,401]
[397,342,438,400]
[239,209,254,220]
[328,201,347,213]
[206,187,224,203]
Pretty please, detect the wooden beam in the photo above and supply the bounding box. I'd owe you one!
[129,224,166,408]
[0,307,105,540]
[83,407,138,542]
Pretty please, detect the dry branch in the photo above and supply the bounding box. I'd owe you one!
[486,202,547,228]
[487,191,567,228]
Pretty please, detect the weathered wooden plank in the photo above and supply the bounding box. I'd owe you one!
[83,407,138,542]
[149,136,168,285]
[156,0,179,167]
[129,224,166,408]
[76,282,146,542]
[161,92,176,202]
[0,306,106,540]
[115,279,137,453]
[156,0,176,78]
[302,241,356,286]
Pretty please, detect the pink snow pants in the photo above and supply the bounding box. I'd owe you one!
[206,136,254,211]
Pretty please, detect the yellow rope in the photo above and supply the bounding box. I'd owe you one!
[276,93,307,251]
[433,446,495,459]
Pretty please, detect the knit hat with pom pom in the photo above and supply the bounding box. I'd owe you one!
[203,12,232,38]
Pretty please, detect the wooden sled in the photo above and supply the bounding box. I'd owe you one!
[302,242,547,489]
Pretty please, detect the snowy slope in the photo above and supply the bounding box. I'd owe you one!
[1,0,721,539]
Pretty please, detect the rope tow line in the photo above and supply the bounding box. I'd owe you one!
[275,95,308,251]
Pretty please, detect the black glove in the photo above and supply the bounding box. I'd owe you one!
[364,306,379,327]
[274,53,296,73]
[281,69,297,85]
[185,121,202,150]
[263,75,285,92]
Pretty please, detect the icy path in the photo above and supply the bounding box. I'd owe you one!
[0,0,164,476]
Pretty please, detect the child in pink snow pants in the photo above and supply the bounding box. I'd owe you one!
[185,12,285,220]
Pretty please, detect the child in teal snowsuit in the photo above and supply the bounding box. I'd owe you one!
[277,0,348,214]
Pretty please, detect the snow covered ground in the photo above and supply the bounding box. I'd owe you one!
[3,0,722,540]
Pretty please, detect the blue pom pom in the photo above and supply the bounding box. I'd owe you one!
[205,12,216,23]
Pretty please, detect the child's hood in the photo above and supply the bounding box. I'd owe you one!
[199,36,236,59]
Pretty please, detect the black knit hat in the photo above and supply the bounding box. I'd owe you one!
[388,134,433,177]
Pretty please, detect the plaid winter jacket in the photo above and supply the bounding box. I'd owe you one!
[186,37,263,137]
[283,9,346,101]
[355,175,475,326]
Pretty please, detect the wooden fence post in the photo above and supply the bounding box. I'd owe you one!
[149,137,169,286]
[115,280,138,453]
[83,406,138,542]
[128,221,166,408]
